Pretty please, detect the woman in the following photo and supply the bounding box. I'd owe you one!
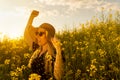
[24,10,64,80]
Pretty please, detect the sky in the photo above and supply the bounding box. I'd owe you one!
[0,0,120,39]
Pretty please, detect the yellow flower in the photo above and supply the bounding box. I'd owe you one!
[45,52,52,61]
[116,43,120,51]
[75,69,81,78]
[63,41,67,44]
[79,42,82,45]
[83,41,89,46]
[76,46,79,50]
[113,67,119,73]
[91,59,97,64]
[11,64,16,70]
[99,65,105,71]
[21,65,26,70]
[90,64,97,77]
[11,77,18,80]
[90,64,97,71]
[71,54,76,60]
[90,51,94,55]
[66,70,73,76]
[4,59,10,65]
[100,35,105,42]
[10,71,19,77]
[24,53,30,59]
[97,49,106,57]
[74,41,79,45]
[108,26,113,30]
[113,36,120,42]
[29,73,41,80]
[62,47,65,51]
[80,48,84,51]
[5,51,8,54]
[16,67,22,72]
[68,62,71,66]
[96,32,101,36]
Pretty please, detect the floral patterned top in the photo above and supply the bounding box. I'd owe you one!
[29,47,56,80]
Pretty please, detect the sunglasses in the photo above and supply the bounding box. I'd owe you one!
[36,32,45,36]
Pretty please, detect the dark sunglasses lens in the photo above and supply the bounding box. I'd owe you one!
[39,32,44,36]
[36,32,45,36]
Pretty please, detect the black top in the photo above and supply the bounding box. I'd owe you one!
[31,42,65,80]
[31,51,56,80]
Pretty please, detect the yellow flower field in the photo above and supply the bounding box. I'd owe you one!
[0,11,120,80]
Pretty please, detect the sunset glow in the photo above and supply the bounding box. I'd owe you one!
[0,0,120,39]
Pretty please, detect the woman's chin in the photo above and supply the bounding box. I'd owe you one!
[38,43,41,46]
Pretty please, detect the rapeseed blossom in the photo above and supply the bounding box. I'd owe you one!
[24,53,31,59]
[4,59,10,65]
[29,73,41,80]
[90,64,97,77]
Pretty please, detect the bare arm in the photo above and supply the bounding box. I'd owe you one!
[24,10,39,49]
[28,49,41,68]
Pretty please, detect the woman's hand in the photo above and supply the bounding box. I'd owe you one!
[51,37,61,50]
[31,10,39,18]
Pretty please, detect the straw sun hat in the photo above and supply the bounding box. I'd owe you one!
[24,22,55,49]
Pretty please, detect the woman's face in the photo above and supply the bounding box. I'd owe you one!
[36,28,48,46]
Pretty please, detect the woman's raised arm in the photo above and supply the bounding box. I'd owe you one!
[24,10,39,49]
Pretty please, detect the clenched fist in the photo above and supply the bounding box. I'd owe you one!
[31,10,39,17]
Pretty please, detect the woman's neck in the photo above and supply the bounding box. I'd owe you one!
[41,43,48,52]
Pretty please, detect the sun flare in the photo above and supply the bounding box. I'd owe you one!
[0,31,23,39]
[7,32,22,39]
